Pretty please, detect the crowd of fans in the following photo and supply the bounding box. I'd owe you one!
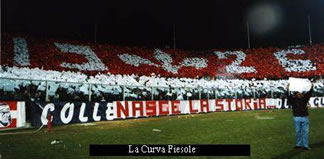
[0,34,323,102]
[0,66,323,102]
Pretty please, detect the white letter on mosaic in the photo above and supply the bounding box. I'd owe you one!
[54,43,108,71]
[13,37,30,66]
[274,49,316,72]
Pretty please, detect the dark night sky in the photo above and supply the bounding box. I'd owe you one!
[2,0,324,50]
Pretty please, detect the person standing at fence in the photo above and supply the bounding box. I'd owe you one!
[287,82,313,150]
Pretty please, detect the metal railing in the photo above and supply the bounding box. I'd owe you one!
[0,77,322,102]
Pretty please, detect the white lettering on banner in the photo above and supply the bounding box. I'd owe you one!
[41,103,55,125]
[276,99,288,109]
[274,49,316,72]
[105,103,116,120]
[93,103,101,121]
[13,37,30,66]
[284,99,288,108]
[54,43,108,71]
[214,51,256,73]
[79,103,88,122]
[61,103,74,124]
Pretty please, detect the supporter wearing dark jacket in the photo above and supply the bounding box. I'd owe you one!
[287,84,313,150]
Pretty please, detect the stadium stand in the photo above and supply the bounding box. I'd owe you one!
[0,33,323,102]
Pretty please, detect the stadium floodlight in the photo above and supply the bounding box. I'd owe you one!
[246,2,282,36]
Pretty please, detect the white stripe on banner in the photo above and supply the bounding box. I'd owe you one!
[17,102,26,127]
